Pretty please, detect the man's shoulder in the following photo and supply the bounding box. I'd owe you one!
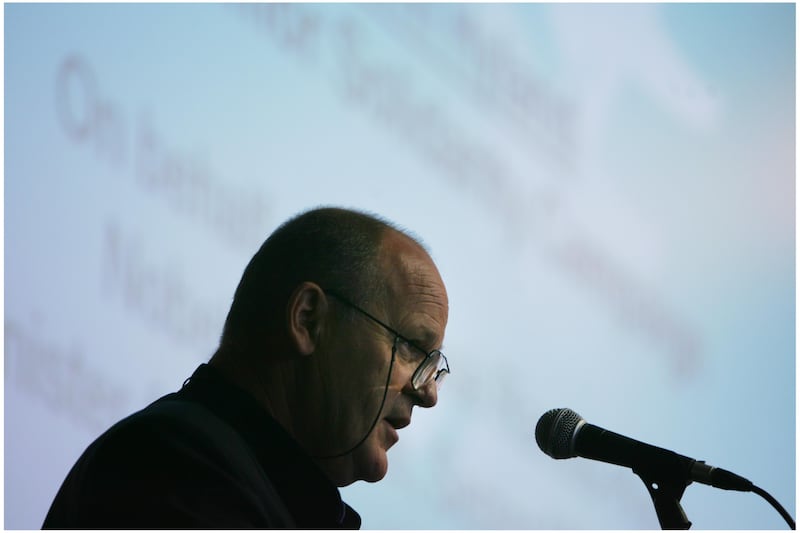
[44,390,295,528]
[114,392,235,440]
[90,392,262,475]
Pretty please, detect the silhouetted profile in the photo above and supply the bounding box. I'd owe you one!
[43,207,450,529]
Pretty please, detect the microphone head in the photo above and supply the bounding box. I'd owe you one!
[535,408,584,459]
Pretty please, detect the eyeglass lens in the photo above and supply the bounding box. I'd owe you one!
[412,351,448,390]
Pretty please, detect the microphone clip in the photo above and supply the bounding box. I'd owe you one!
[634,461,694,529]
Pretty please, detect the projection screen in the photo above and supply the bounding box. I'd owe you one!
[5,3,795,529]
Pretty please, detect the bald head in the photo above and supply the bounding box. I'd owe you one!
[219,207,429,353]
[212,207,449,486]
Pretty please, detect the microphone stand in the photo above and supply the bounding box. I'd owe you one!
[633,456,694,529]
[633,459,796,529]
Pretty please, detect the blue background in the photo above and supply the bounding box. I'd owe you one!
[5,3,795,529]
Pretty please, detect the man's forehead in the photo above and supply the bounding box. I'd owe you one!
[380,232,447,300]
[379,232,449,343]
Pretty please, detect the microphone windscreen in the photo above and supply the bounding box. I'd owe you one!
[536,408,584,459]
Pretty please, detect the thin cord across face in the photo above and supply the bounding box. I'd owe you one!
[313,342,397,460]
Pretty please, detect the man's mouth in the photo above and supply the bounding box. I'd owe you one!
[383,417,410,445]
[385,416,411,430]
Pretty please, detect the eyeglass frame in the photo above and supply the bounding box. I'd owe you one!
[323,289,450,390]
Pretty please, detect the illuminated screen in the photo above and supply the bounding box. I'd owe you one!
[5,3,795,529]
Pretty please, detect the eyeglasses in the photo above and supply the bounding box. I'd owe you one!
[324,290,450,391]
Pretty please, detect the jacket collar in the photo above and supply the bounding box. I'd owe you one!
[180,364,361,529]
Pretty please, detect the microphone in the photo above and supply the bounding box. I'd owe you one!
[535,408,753,491]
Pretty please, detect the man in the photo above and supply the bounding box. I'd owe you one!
[43,207,450,528]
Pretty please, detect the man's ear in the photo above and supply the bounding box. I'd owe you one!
[286,282,328,356]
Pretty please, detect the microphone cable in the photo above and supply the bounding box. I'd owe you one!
[752,484,795,529]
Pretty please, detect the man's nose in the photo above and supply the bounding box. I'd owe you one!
[412,380,438,408]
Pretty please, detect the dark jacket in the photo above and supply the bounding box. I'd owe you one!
[43,364,361,529]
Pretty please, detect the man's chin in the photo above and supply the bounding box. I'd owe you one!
[355,447,389,484]
[321,445,389,487]
[335,465,388,487]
